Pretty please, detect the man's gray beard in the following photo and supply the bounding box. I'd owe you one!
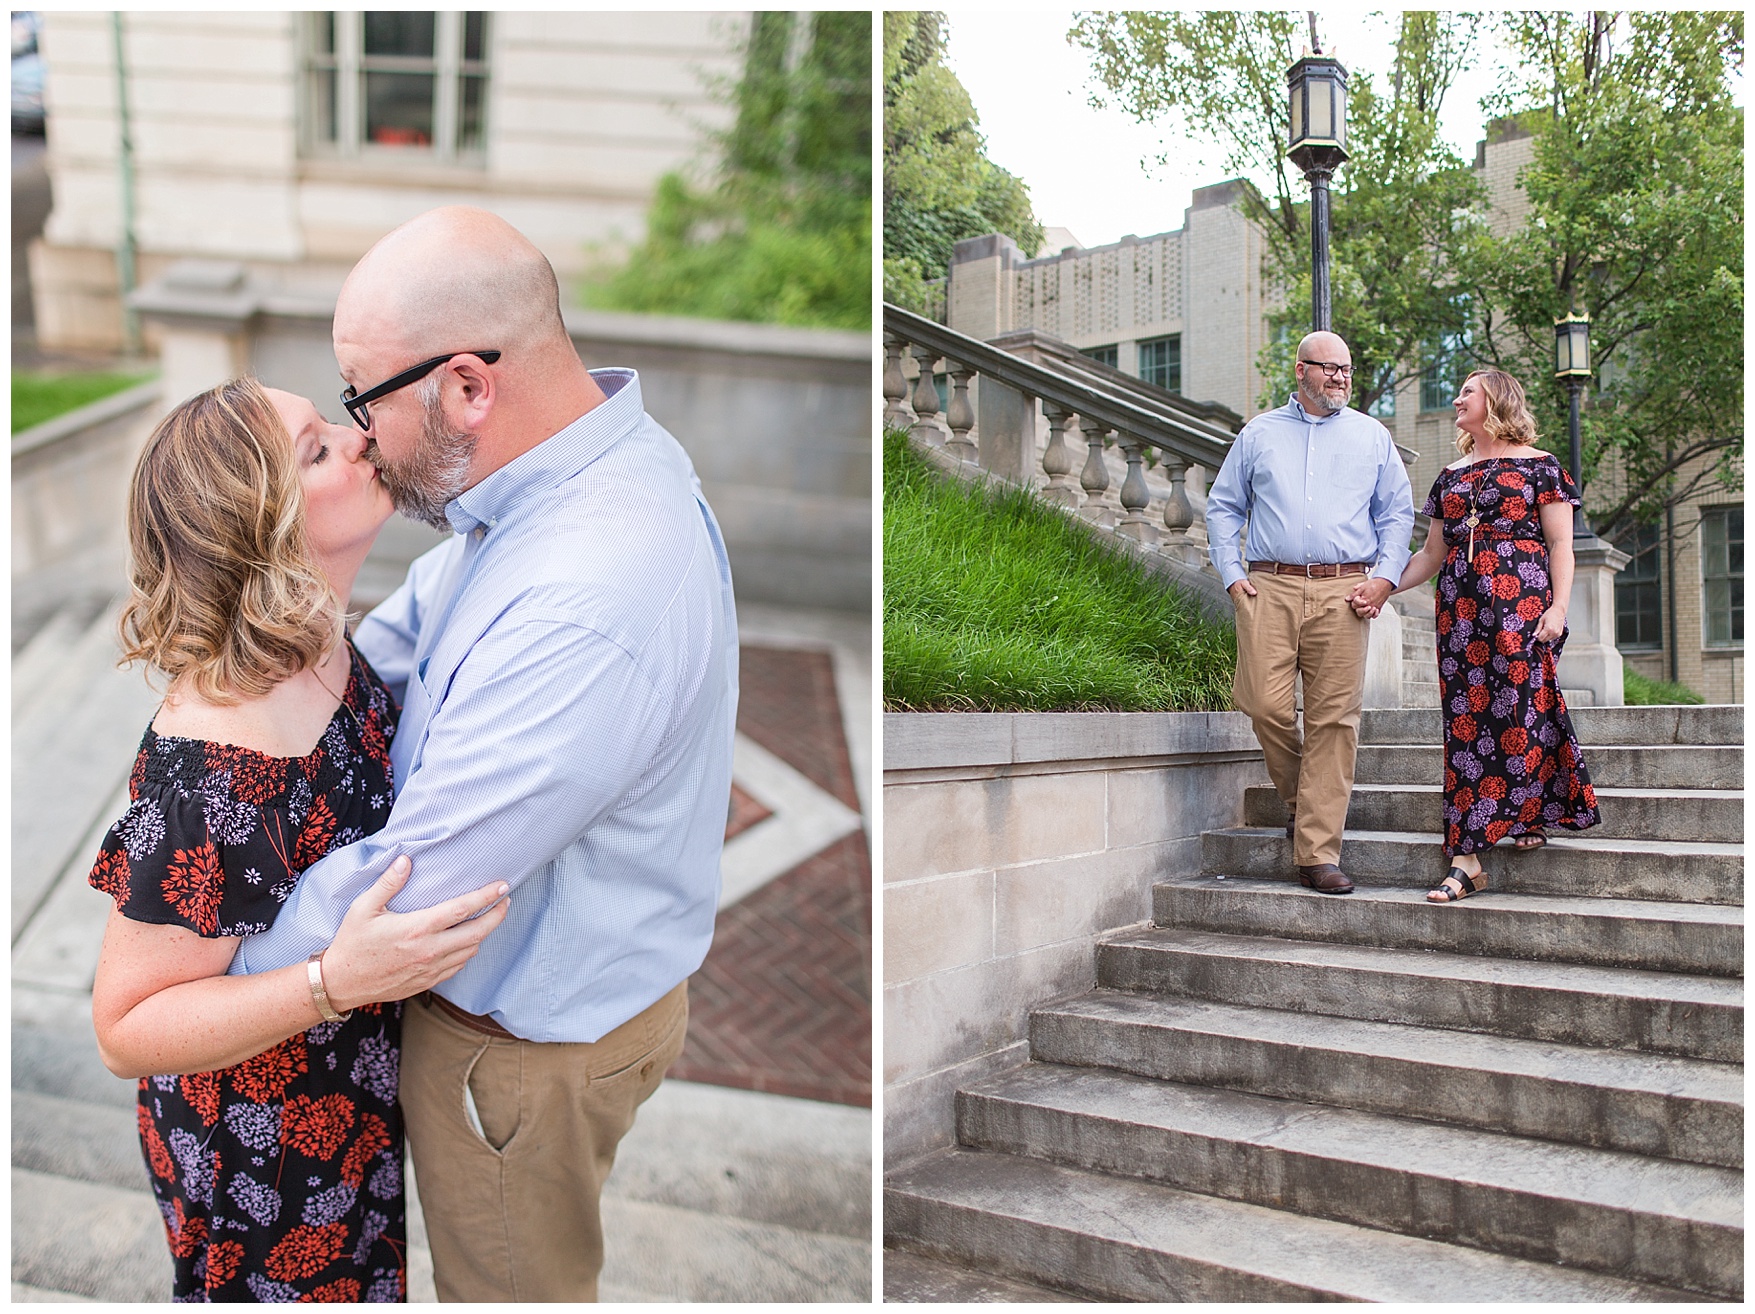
[369,384,476,531]
[1300,381,1347,416]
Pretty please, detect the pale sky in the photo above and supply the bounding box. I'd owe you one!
[942,11,1740,251]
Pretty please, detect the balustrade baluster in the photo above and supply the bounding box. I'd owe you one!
[1077,415,1115,527]
[1117,434,1157,544]
[944,363,977,462]
[908,346,948,445]
[882,333,911,427]
[1040,402,1081,507]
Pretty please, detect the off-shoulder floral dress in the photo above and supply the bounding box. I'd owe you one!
[1424,454,1601,856]
[89,642,407,1302]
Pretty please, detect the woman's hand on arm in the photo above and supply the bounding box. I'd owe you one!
[1390,519,1447,596]
[1535,500,1574,643]
[92,856,510,1079]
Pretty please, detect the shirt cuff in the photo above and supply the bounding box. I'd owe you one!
[1219,563,1248,591]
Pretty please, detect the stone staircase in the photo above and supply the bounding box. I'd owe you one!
[884,704,1743,1302]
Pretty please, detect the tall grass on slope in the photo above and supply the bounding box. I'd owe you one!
[884,428,1236,711]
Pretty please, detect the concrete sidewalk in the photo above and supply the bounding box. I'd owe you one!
[11,594,873,1302]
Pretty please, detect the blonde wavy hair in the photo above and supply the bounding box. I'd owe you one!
[119,377,341,703]
[1455,368,1540,456]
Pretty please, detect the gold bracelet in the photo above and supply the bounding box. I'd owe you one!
[307,950,353,1023]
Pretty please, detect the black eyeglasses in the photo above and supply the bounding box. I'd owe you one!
[1299,359,1354,380]
[341,350,502,430]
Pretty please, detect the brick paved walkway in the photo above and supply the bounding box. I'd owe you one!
[669,644,872,1106]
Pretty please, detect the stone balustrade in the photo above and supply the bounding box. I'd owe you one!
[884,304,1237,608]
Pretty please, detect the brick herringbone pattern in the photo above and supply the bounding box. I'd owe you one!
[671,645,871,1106]
[725,782,773,841]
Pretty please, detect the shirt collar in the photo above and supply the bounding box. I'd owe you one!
[446,368,642,535]
[1286,392,1348,426]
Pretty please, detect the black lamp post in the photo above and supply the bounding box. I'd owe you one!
[1554,312,1593,538]
[1286,49,1349,331]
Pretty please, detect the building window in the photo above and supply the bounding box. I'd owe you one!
[304,12,489,160]
[1420,332,1468,412]
[1366,369,1395,419]
[1137,335,1181,392]
[1080,344,1118,369]
[1701,506,1743,647]
[1613,523,1663,650]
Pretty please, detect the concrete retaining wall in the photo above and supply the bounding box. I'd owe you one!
[882,711,1266,1168]
[14,306,870,614]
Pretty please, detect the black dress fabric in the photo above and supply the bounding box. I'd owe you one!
[1423,455,1601,856]
[90,643,407,1302]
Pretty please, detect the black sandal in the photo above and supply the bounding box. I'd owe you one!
[1511,828,1547,851]
[1428,867,1488,903]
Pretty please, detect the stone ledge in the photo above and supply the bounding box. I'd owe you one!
[11,380,161,458]
[884,710,1262,774]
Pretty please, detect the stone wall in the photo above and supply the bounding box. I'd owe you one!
[32,10,747,349]
[13,307,868,614]
[882,711,1266,1168]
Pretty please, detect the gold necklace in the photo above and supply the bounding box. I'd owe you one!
[309,648,362,731]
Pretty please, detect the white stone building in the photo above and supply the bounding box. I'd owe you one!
[945,122,1741,703]
[30,10,749,349]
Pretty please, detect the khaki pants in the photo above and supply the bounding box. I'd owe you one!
[1232,571,1371,867]
[400,983,689,1302]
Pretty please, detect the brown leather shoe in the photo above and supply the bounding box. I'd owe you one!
[1296,863,1354,895]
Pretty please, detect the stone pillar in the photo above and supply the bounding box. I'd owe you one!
[127,259,257,413]
[1362,601,1404,709]
[976,378,1034,484]
[1557,536,1630,707]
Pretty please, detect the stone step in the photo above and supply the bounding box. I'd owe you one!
[11,1090,142,1193]
[883,1248,1088,1302]
[1199,828,1743,906]
[957,1063,1742,1298]
[1027,991,1742,1168]
[1096,927,1740,1062]
[1356,742,1742,790]
[1244,782,1746,844]
[1361,704,1744,747]
[10,1167,170,1302]
[1401,680,1442,708]
[11,598,104,716]
[11,613,159,938]
[884,1148,1696,1302]
[1154,875,1743,978]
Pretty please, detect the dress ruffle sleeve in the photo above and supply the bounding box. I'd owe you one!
[1533,457,1582,507]
[88,745,299,939]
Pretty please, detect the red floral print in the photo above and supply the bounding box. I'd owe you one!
[162,843,223,935]
[281,1093,357,1161]
[265,1222,348,1282]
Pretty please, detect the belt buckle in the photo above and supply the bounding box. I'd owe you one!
[1304,562,1319,578]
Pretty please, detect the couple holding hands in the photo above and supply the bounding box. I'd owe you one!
[1209,330,1600,904]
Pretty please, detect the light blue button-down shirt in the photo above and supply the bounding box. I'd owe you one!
[1205,393,1415,591]
[232,370,739,1043]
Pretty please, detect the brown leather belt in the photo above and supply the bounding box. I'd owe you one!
[422,990,518,1039]
[1249,561,1371,578]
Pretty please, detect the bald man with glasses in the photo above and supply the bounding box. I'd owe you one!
[1205,330,1414,894]
[230,206,739,1300]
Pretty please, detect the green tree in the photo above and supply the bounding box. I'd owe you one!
[1070,11,1486,415]
[581,12,870,329]
[1462,11,1743,543]
[883,11,1043,311]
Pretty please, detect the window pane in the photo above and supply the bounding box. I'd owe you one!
[310,68,337,143]
[313,12,335,56]
[1139,336,1180,392]
[459,74,486,150]
[364,12,435,59]
[1081,344,1118,369]
[365,71,436,146]
[1701,509,1744,647]
[464,12,487,62]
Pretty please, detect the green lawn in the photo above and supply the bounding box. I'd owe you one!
[13,371,155,434]
[883,427,1237,711]
[1621,666,1705,706]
